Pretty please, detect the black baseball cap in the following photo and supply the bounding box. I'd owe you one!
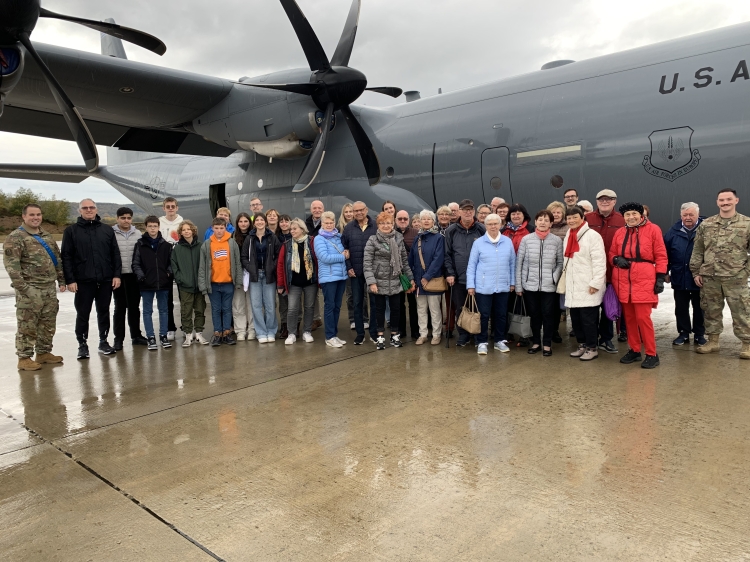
[459,199,474,210]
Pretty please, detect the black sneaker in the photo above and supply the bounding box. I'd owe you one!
[568,329,576,337]
[210,334,222,347]
[132,335,149,346]
[376,336,386,350]
[456,336,470,347]
[160,334,172,349]
[354,334,365,345]
[551,331,563,343]
[98,341,116,355]
[620,349,642,364]
[390,335,403,348]
[598,340,618,354]
[672,333,689,346]
[113,339,124,351]
[225,333,236,346]
[617,331,628,342]
[147,336,158,351]
[694,334,707,346]
[641,354,660,369]
[77,343,89,360]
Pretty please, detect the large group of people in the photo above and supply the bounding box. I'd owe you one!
[4,187,750,372]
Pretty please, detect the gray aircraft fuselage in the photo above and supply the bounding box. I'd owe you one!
[29,21,750,230]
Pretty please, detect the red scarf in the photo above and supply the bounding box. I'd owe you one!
[536,230,550,240]
[565,226,582,258]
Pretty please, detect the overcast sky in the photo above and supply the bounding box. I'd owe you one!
[2,0,750,205]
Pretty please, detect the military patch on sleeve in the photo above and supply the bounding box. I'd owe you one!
[5,248,13,256]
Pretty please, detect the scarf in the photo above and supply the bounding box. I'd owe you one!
[291,235,313,280]
[376,230,403,273]
[419,225,440,235]
[505,220,527,232]
[487,232,502,244]
[319,228,339,239]
[565,226,583,258]
[535,229,550,240]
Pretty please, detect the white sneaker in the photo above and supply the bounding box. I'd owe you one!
[477,343,488,355]
[302,332,314,343]
[350,322,356,329]
[326,338,343,348]
[182,334,192,348]
[494,341,510,353]
[363,322,369,329]
[236,332,247,341]
[335,337,347,345]
[267,336,276,343]
[285,334,297,345]
[247,331,257,341]
[194,332,209,345]
[258,337,268,344]
[167,331,175,341]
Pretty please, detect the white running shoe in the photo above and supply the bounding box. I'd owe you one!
[285,334,297,345]
[194,332,210,345]
[326,338,343,348]
[363,322,369,329]
[236,332,247,341]
[494,341,510,353]
[258,337,269,344]
[350,322,356,329]
[477,343,488,355]
[302,332,314,343]
[167,331,175,341]
[267,336,276,343]
[247,331,257,341]
[182,334,192,348]
[335,337,347,345]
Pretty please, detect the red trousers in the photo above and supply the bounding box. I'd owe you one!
[622,302,657,356]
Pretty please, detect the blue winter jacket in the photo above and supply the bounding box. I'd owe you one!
[203,222,235,241]
[664,218,704,291]
[408,231,446,296]
[342,216,377,277]
[314,232,348,283]
[466,233,516,294]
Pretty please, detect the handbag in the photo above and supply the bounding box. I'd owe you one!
[418,237,447,292]
[508,294,533,338]
[556,258,568,295]
[457,294,482,334]
[603,284,622,321]
[399,273,412,292]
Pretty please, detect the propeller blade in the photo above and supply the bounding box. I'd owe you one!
[365,87,403,98]
[236,81,318,96]
[279,0,330,72]
[39,8,166,56]
[18,33,98,172]
[330,0,360,67]
[340,105,380,186]
[292,102,334,192]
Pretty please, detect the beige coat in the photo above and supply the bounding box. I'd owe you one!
[562,223,607,308]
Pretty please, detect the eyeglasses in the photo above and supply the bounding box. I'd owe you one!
[396,217,409,221]
[165,205,177,209]
[597,197,616,202]
[353,208,367,213]
[563,195,576,199]
[80,206,96,211]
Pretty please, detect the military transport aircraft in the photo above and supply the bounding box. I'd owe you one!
[0,0,748,231]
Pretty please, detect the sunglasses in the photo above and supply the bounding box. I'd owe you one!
[81,206,97,211]
[165,205,177,209]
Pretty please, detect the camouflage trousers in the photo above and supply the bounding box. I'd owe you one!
[15,283,59,358]
[700,274,750,342]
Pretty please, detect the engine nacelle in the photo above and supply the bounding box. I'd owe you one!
[192,68,322,160]
[0,46,24,117]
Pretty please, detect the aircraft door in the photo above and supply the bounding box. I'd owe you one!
[481,147,513,204]
[209,183,226,218]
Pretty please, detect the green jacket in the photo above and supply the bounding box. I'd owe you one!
[3,227,64,291]
[171,237,202,294]
[198,236,243,294]
[690,212,750,278]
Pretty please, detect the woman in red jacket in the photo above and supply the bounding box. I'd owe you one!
[609,202,668,369]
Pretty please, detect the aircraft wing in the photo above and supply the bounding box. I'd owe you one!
[1,43,235,157]
[0,163,96,183]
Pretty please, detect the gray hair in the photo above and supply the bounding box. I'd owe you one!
[79,198,96,210]
[290,218,308,234]
[448,202,459,209]
[578,200,594,213]
[484,213,501,225]
[436,205,452,215]
[321,211,336,222]
[681,202,699,213]
[419,209,436,223]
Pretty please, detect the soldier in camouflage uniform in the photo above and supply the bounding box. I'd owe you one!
[689,188,750,359]
[3,204,67,371]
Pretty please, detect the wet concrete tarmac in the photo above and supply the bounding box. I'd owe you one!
[1,278,749,561]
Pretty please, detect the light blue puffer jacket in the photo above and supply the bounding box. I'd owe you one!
[466,233,516,294]
[314,232,348,283]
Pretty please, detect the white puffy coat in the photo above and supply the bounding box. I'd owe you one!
[562,223,607,308]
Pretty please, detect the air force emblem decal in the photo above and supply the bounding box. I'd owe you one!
[643,126,701,182]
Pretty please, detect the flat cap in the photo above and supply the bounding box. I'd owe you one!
[596,189,617,199]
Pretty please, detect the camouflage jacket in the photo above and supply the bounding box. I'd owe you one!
[689,212,750,278]
[3,227,65,291]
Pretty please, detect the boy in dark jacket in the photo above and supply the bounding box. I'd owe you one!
[132,216,173,350]
[171,220,208,347]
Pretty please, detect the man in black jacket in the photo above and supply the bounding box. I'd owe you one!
[343,201,378,345]
[444,199,486,346]
[61,199,122,359]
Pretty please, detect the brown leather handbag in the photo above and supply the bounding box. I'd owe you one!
[418,237,448,292]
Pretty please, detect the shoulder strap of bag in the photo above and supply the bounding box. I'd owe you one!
[19,227,58,267]
[418,236,427,270]
[470,294,478,312]
[325,237,344,254]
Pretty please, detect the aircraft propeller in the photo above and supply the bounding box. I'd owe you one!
[250,0,402,192]
[0,0,167,173]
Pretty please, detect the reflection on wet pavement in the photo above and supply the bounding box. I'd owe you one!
[0,284,749,560]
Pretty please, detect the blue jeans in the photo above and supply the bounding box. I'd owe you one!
[250,271,278,338]
[321,280,347,340]
[209,283,234,333]
[475,292,510,344]
[351,275,378,339]
[141,289,169,338]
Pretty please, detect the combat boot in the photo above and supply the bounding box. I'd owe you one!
[696,334,720,354]
[35,352,63,364]
[18,358,42,371]
[740,342,750,360]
